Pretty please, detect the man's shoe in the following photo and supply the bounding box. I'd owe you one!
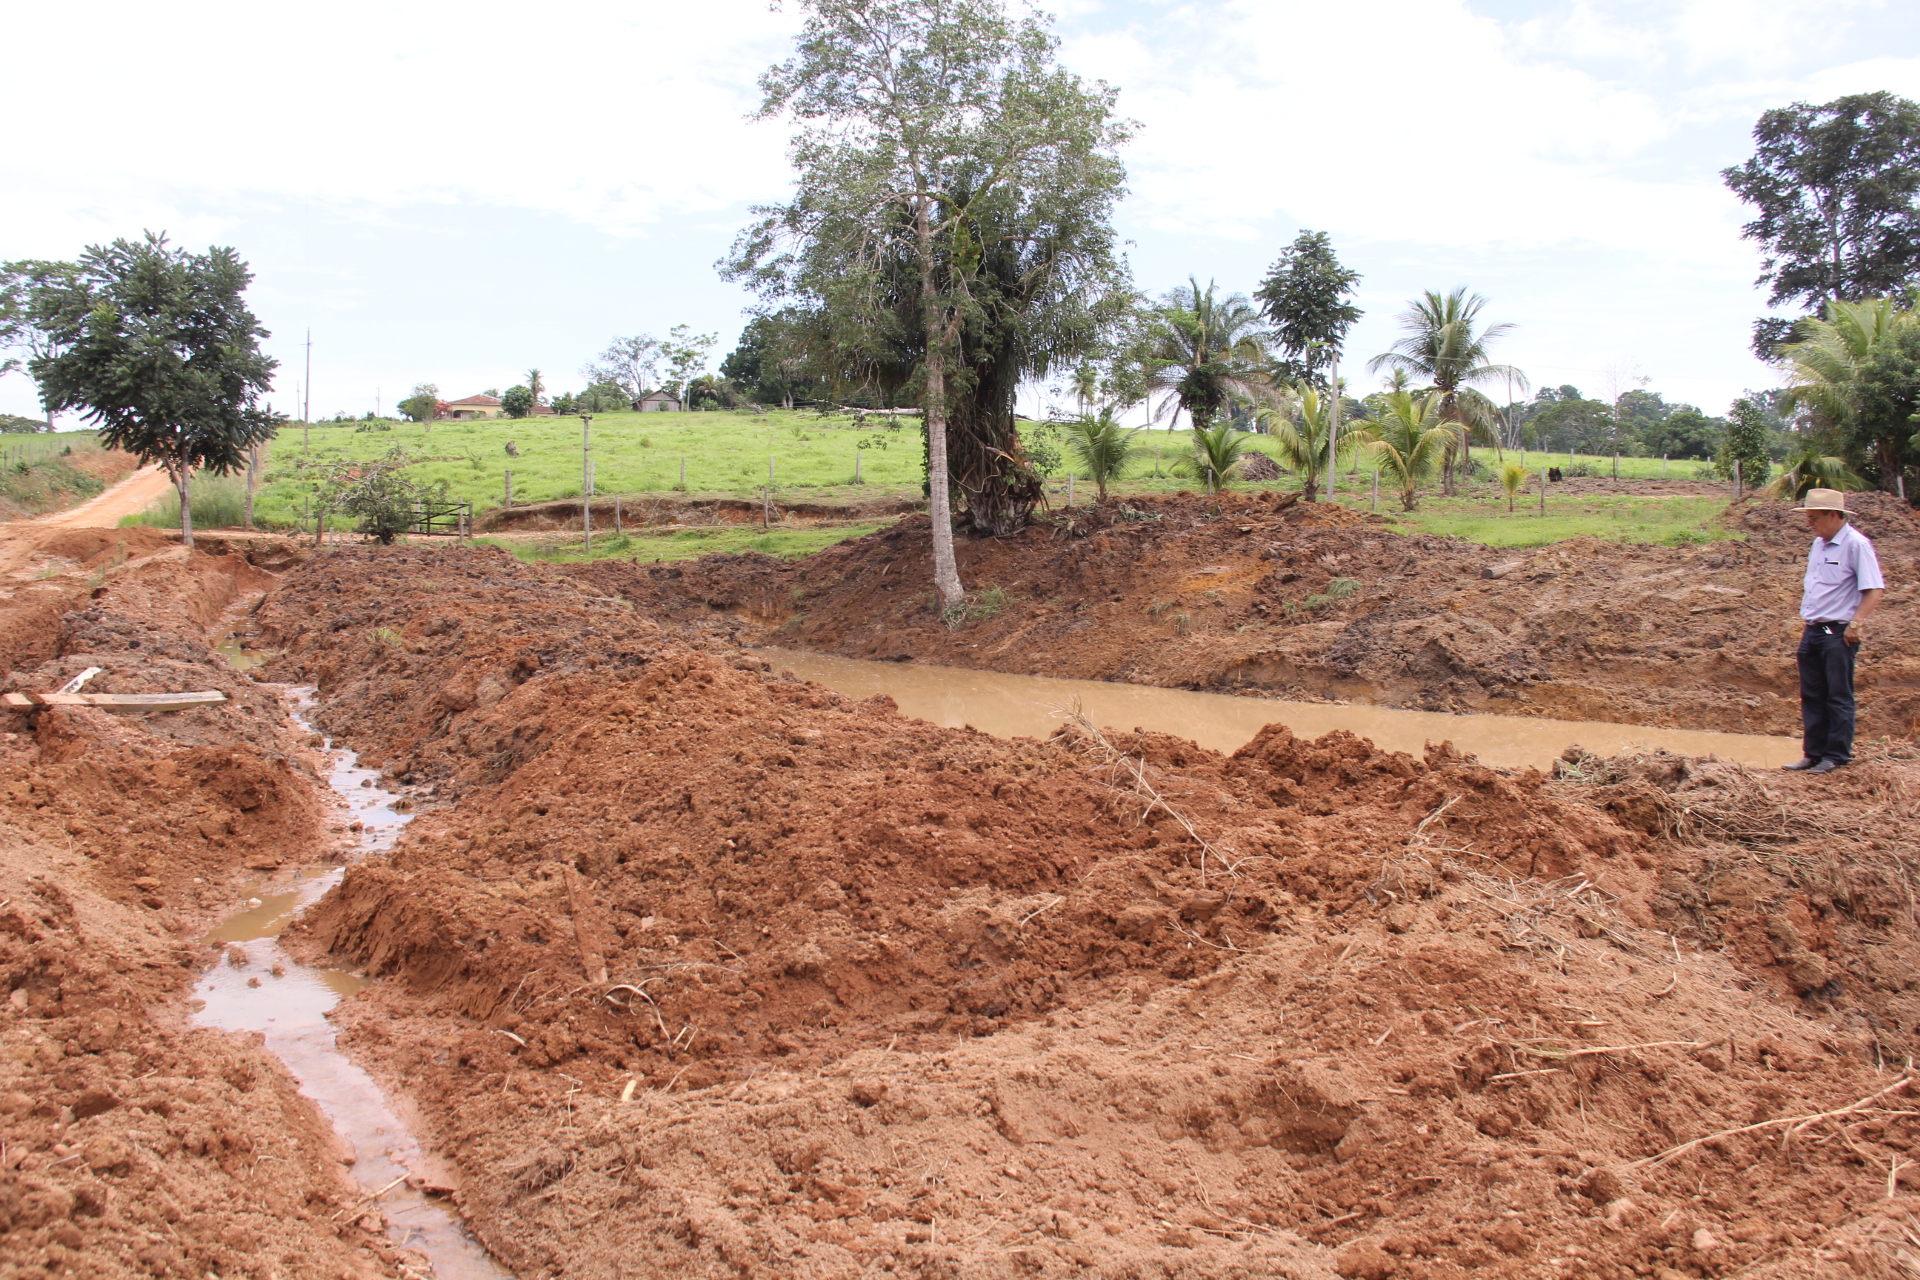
[1806,759,1842,775]
[1782,757,1820,771]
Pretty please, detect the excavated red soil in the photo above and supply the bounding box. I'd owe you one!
[0,535,419,1279]
[247,544,1920,1279]
[569,488,1920,739]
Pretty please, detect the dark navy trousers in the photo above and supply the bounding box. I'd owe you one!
[1798,622,1859,764]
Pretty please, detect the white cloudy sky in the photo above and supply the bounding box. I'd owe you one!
[4,0,1919,423]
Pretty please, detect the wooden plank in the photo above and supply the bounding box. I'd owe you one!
[3,691,227,713]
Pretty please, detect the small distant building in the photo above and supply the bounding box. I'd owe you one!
[443,394,504,420]
[637,390,683,413]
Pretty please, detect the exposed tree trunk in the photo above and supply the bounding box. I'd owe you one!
[917,203,964,610]
[172,455,193,549]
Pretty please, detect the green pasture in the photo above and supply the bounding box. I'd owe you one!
[112,409,1724,531]
[1339,490,1740,548]
[485,522,887,565]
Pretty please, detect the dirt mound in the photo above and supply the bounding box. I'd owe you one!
[0,550,416,1278]
[1559,741,1920,1045]
[575,487,1920,739]
[248,541,1920,1277]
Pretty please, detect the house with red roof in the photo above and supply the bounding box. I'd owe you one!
[441,394,503,420]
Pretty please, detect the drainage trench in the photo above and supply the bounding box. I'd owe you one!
[190,686,506,1279]
[754,647,1803,770]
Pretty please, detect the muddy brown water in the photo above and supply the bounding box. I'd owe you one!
[755,647,1803,771]
[191,687,507,1278]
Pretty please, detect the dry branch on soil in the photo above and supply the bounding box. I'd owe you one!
[1049,700,1241,884]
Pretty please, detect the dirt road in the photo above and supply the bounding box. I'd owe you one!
[31,462,171,529]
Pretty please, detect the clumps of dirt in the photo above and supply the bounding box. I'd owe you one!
[252,543,706,796]
[576,487,1920,739]
[0,547,415,1277]
[257,542,1920,1277]
[1556,740,1920,1051]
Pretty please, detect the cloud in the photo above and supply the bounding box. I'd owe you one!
[6,0,803,250]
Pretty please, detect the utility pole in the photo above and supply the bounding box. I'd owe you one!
[302,330,313,452]
[580,414,593,555]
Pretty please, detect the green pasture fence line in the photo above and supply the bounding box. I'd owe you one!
[2,432,102,469]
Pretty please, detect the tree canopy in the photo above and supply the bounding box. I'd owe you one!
[1136,278,1270,434]
[24,233,278,546]
[1254,230,1362,387]
[1367,288,1523,491]
[724,0,1132,607]
[1779,296,1920,489]
[1723,92,1920,357]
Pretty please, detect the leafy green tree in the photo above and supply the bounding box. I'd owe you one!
[1367,288,1524,493]
[1530,396,1613,453]
[397,383,439,422]
[725,0,1133,603]
[1779,296,1920,487]
[318,447,447,545]
[1255,230,1362,387]
[721,314,822,407]
[1139,278,1271,434]
[1356,390,1455,510]
[25,233,277,546]
[661,324,718,408]
[1059,407,1141,502]
[686,374,743,409]
[501,385,536,418]
[578,382,632,413]
[1716,397,1775,488]
[1723,92,1920,358]
[549,391,578,415]
[583,335,659,407]
[1640,405,1724,460]
[1259,383,1344,502]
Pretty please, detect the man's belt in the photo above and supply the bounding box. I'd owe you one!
[1806,619,1852,631]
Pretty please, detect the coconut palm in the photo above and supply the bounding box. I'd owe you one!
[1778,297,1920,487]
[1764,447,1866,502]
[1179,420,1255,494]
[1499,462,1530,513]
[1356,390,1457,510]
[1367,288,1526,493]
[1060,407,1144,503]
[1139,278,1272,434]
[1259,382,1348,502]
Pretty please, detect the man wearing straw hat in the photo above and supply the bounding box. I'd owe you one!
[1785,488,1885,774]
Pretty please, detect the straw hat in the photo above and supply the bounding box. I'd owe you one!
[1794,488,1850,513]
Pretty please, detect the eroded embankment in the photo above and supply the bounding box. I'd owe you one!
[568,488,1920,739]
[0,540,419,1277]
[256,544,1920,1279]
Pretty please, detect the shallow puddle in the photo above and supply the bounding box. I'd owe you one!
[191,688,507,1278]
[755,648,1801,771]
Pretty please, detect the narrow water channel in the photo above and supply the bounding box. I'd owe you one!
[755,648,1801,771]
[190,688,507,1279]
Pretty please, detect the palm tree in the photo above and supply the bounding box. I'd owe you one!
[1260,383,1345,502]
[1764,447,1866,501]
[526,368,545,407]
[1779,297,1919,488]
[1356,390,1456,510]
[1183,420,1254,494]
[1070,364,1100,414]
[1060,407,1144,503]
[1368,288,1526,494]
[1499,462,1530,512]
[1140,278,1272,435]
